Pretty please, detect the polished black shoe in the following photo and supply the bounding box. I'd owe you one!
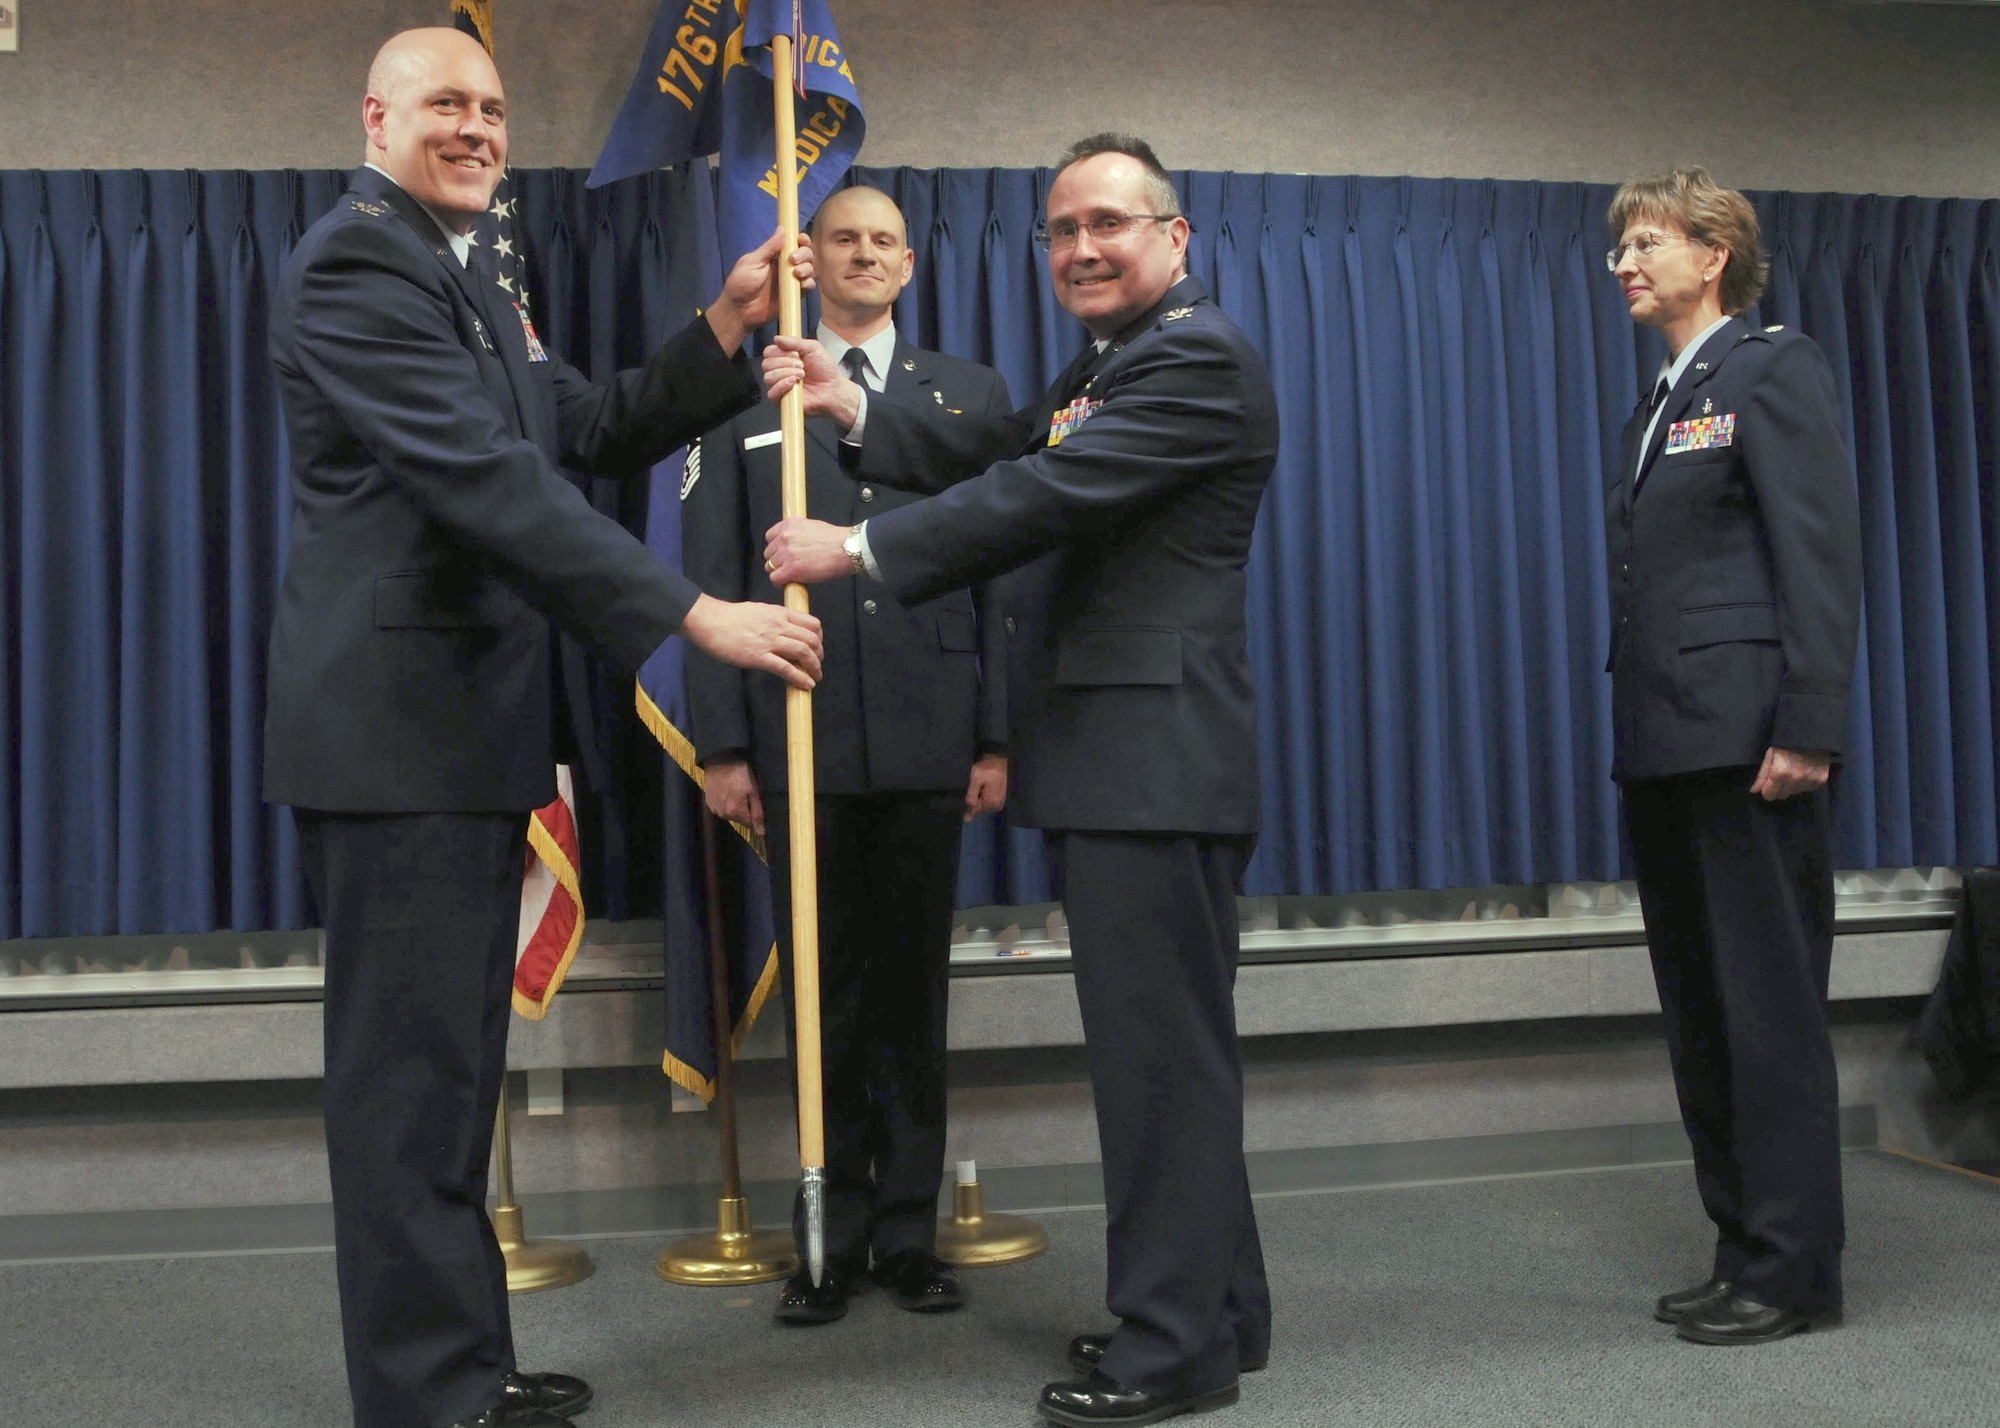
[1038,1371,1239,1426]
[1675,1293,1841,1346]
[1068,1333,1266,1376]
[500,1370,593,1417]
[870,1247,964,1313]
[773,1262,857,1324]
[1653,1276,1732,1324]
[448,1408,569,1428]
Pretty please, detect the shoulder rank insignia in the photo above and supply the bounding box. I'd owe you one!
[1161,306,1195,322]
[1663,413,1736,456]
[1766,324,1785,332]
[348,199,387,217]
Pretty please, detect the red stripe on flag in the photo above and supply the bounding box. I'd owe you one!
[515,765,584,1019]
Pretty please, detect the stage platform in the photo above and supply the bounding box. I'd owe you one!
[6,1150,1995,1428]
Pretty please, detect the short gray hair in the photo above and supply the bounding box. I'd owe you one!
[1054,134,1181,218]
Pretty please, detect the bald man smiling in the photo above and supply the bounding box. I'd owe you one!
[264,28,819,1428]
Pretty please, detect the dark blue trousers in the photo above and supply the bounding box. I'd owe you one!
[1624,772,1844,1313]
[767,790,965,1270]
[1050,830,1270,1398]
[300,811,528,1428]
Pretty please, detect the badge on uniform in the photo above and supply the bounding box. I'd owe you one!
[1663,413,1736,455]
[1048,395,1103,446]
[515,304,549,363]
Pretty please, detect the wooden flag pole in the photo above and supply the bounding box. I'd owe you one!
[769,28,829,1288]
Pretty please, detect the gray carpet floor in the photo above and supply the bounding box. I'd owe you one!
[7,1151,1996,1428]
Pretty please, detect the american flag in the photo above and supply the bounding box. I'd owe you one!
[453,0,582,1019]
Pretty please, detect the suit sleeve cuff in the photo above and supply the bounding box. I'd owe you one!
[854,521,884,582]
[1771,686,1852,757]
[843,384,868,446]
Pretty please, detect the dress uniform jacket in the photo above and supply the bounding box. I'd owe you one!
[265,165,760,813]
[848,276,1275,837]
[1605,318,1861,780]
[682,338,1011,793]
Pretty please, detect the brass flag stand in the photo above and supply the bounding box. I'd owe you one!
[658,809,799,1285]
[935,1158,1048,1266]
[492,1098,595,1293]
[769,26,830,1287]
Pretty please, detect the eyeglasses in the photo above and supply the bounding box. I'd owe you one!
[1033,213,1183,252]
[1605,232,1701,272]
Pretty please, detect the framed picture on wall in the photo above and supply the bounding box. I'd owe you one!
[0,3,16,54]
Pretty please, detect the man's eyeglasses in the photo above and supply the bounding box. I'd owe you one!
[1033,213,1183,252]
[1605,232,1701,272]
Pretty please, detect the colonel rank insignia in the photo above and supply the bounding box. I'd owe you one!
[1663,413,1736,455]
[1048,395,1103,446]
[1161,306,1195,322]
[349,199,387,217]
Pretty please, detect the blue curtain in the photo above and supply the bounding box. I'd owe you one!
[2,167,1996,938]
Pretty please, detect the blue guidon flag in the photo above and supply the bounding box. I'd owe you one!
[588,0,865,262]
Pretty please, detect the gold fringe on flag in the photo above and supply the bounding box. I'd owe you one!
[636,679,783,1098]
[450,0,496,55]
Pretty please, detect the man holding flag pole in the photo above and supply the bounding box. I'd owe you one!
[262,23,822,1428]
[765,134,1279,1426]
[589,0,866,1298]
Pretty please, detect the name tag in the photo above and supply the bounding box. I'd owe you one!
[743,430,784,451]
[1663,413,1735,455]
[515,305,549,363]
[1048,396,1102,447]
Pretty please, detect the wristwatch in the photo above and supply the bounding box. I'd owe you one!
[841,523,868,575]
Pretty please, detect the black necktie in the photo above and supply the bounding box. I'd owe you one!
[1647,376,1671,415]
[842,346,870,391]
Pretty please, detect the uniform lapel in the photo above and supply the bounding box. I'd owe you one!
[361,170,535,443]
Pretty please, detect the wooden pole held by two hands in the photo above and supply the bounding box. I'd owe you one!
[769,29,829,1288]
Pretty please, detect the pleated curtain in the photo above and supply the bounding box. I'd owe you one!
[1,166,1995,937]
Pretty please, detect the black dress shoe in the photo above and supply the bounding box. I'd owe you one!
[500,1370,593,1417]
[1068,1333,1267,1376]
[1675,1293,1841,1346]
[1038,1371,1239,1426]
[1653,1276,1732,1324]
[773,1262,857,1324]
[448,1408,568,1428]
[870,1247,964,1313]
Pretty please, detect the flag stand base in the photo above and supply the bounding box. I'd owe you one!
[935,1169,1048,1266]
[495,1203,596,1294]
[491,1099,595,1294]
[657,1196,798,1285]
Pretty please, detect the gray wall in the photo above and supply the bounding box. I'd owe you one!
[4,0,1999,196]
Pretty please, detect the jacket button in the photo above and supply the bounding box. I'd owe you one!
[1619,563,1629,577]
[859,486,874,502]
[862,599,878,615]
[1005,617,1016,635]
